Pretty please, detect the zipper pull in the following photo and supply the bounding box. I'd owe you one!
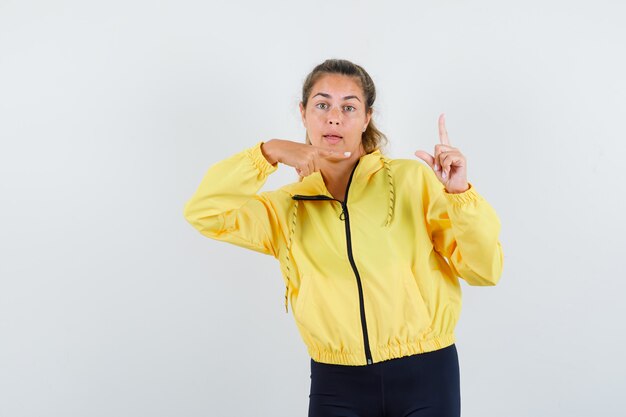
[339,203,346,221]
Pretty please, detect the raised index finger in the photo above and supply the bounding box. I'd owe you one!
[438,113,451,146]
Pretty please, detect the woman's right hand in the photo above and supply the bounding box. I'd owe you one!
[261,139,352,177]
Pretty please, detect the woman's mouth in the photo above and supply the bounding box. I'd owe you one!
[323,135,342,144]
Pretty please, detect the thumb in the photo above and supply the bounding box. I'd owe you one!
[414,150,435,169]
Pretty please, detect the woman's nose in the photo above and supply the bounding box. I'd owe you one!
[327,107,341,124]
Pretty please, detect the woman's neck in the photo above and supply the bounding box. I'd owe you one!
[319,145,366,201]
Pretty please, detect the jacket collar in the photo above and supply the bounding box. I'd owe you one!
[281,149,385,197]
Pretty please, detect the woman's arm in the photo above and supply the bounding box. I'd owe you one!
[183,141,286,258]
[422,165,504,286]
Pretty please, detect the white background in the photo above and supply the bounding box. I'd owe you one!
[1,1,624,416]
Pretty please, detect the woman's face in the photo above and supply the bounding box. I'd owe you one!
[299,73,372,158]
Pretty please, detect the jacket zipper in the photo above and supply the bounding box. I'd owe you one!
[292,161,374,365]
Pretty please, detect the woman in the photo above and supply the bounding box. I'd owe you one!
[183,58,504,417]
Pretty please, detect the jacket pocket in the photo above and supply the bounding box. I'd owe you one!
[402,267,433,336]
[294,273,311,318]
[292,271,361,342]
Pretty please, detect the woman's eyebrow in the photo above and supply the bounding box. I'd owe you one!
[312,92,361,102]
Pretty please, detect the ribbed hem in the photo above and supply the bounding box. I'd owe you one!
[308,334,456,366]
[443,182,483,205]
[372,334,456,363]
[245,141,278,176]
[308,347,361,366]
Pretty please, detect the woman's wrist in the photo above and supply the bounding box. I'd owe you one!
[261,139,280,165]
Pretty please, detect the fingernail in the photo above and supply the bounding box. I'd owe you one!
[434,163,438,171]
[344,151,351,157]
[442,171,447,179]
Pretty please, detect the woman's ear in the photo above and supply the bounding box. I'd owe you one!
[299,102,306,127]
[364,108,372,130]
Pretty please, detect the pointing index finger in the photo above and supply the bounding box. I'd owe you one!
[438,113,451,146]
[317,147,351,160]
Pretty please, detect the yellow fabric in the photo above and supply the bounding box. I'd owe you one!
[183,141,504,366]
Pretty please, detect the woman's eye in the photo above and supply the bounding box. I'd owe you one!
[315,103,355,111]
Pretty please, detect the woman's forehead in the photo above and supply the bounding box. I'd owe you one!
[311,74,363,98]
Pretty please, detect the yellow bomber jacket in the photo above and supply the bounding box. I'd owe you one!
[183,141,504,366]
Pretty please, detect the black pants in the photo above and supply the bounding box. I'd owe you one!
[308,344,460,417]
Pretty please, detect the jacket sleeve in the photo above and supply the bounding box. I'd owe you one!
[183,141,285,258]
[421,165,504,286]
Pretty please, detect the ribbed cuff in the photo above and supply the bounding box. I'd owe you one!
[246,141,278,176]
[443,182,483,205]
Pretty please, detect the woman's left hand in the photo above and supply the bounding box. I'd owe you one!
[414,113,470,194]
